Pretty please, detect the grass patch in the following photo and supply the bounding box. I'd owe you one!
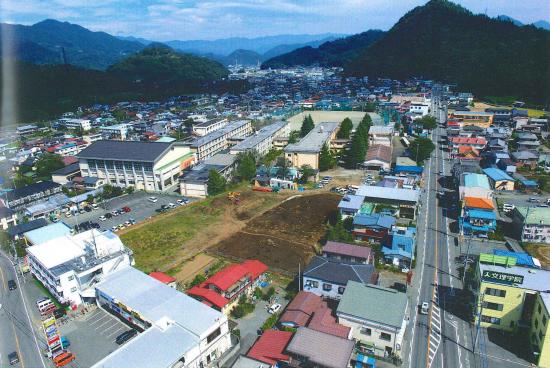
[120,196,225,273]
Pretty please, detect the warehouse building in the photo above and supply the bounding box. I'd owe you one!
[79,140,195,192]
[284,122,339,170]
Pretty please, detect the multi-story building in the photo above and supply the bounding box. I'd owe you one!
[27,229,134,306]
[409,103,430,116]
[78,140,195,192]
[448,111,494,129]
[100,123,131,140]
[337,281,408,358]
[192,118,228,136]
[230,121,290,156]
[513,207,550,243]
[179,154,236,198]
[59,118,92,131]
[532,293,550,368]
[93,266,233,368]
[284,122,339,170]
[186,120,252,161]
[4,181,62,210]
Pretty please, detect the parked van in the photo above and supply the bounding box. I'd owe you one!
[36,298,56,316]
[503,203,515,212]
[53,352,75,367]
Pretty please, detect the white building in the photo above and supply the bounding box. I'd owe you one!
[409,103,430,116]
[179,154,237,198]
[187,120,252,162]
[78,141,195,192]
[513,207,550,244]
[100,124,131,140]
[230,121,290,157]
[92,266,232,368]
[60,118,92,131]
[193,118,228,136]
[337,281,408,358]
[27,229,134,306]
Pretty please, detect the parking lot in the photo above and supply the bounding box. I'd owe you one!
[62,191,197,234]
[58,307,134,367]
[494,192,550,215]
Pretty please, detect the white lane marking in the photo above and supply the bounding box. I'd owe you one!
[407,130,435,367]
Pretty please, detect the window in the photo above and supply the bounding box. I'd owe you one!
[70,287,77,292]
[67,275,74,281]
[543,315,547,326]
[380,332,391,342]
[306,280,319,289]
[322,283,333,291]
[360,327,371,336]
[484,302,503,311]
[481,315,501,325]
[539,304,542,314]
[206,327,221,344]
[485,288,506,297]
[338,286,345,295]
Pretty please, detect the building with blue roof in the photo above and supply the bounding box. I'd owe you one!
[24,222,72,245]
[393,165,423,175]
[463,173,491,189]
[382,227,417,267]
[493,250,537,268]
[353,214,396,243]
[482,168,515,191]
[460,208,497,235]
[338,195,365,218]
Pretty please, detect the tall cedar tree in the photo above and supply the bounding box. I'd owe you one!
[345,115,371,168]
[337,117,353,139]
[207,169,226,195]
[300,115,315,137]
[409,137,435,164]
[236,152,257,181]
[319,143,336,172]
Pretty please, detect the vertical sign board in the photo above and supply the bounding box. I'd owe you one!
[42,316,62,357]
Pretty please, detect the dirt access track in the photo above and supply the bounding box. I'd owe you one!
[212,193,340,273]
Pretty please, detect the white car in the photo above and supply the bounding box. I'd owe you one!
[148,197,158,203]
[99,215,107,221]
[420,302,429,315]
[168,202,176,208]
[92,203,99,209]
[268,303,282,314]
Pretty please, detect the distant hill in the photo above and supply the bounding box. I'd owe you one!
[223,49,263,66]
[0,46,245,124]
[345,0,550,105]
[165,33,344,56]
[496,15,523,26]
[0,19,145,70]
[261,30,385,69]
[533,20,550,31]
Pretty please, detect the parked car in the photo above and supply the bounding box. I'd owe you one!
[53,352,75,367]
[148,197,158,203]
[111,226,118,232]
[168,202,176,209]
[128,218,136,225]
[122,206,131,213]
[8,351,19,365]
[116,329,138,345]
[8,280,16,290]
[99,215,107,221]
[91,203,99,209]
[61,336,70,348]
[268,303,282,314]
[420,302,429,315]
[84,206,92,212]
[502,203,515,212]
[111,210,119,217]
[124,220,131,226]
[105,213,113,219]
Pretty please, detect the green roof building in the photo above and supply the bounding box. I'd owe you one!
[513,207,550,243]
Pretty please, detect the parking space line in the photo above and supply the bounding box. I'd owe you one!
[89,314,109,326]
[94,318,115,330]
[107,327,126,338]
[101,322,123,334]
[83,310,102,321]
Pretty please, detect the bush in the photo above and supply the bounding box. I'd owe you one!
[188,274,206,288]
[261,287,275,301]
[261,314,279,331]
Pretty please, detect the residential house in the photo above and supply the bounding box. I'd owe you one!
[51,163,80,185]
[460,197,497,236]
[363,144,392,171]
[516,132,540,151]
[382,226,417,268]
[187,260,268,315]
[246,330,293,366]
[302,256,378,300]
[449,137,487,158]
[353,213,396,243]
[355,185,421,219]
[337,195,365,218]
[482,168,515,191]
[4,181,62,210]
[0,207,17,230]
[285,327,355,368]
[322,241,374,265]
[511,151,539,169]
[149,272,177,288]
[512,207,550,244]
[337,281,408,358]
[459,173,492,200]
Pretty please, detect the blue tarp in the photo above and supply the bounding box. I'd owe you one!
[468,209,497,220]
[394,165,424,174]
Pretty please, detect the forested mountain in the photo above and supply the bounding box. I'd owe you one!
[345,0,550,105]
[0,19,144,70]
[261,30,385,69]
[0,45,243,124]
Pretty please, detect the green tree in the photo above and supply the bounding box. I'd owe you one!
[418,115,437,130]
[35,153,64,179]
[319,143,336,172]
[288,130,301,144]
[345,133,367,169]
[337,117,353,139]
[236,152,257,181]
[361,113,373,125]
[299,165,315,183]
[364,103,376,112]
[327,216,354,242]
[207,169,226,195]
[409,137,435,164]
[300,114,315,137]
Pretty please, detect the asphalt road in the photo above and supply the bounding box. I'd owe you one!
[0,252,47,368]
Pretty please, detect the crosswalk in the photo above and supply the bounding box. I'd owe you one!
[427,282,442,367]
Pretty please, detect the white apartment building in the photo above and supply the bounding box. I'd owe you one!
[193,118,228,136]
[26,229,134,306]
[513,207,550,244]
[92,266,233,368]
[78,141,195,191]
[409,103,430,116]
[59,118,92,131]
[100,123,131,140]
[187,120,252,161]
[230,121,290,156]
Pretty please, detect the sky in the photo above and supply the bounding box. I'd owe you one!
[1,0,549,41]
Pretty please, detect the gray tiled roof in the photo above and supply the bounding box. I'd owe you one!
[337,281,407,329]
[303,256,377,286]
[78,140,172,162]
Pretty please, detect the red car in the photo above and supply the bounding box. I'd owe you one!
[122,206,131,213]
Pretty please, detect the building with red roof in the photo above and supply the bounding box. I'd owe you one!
[148,272,177,288]
[246,330,293,366]
[187,259,268,315]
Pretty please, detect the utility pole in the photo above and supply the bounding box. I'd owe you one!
[474,292,485,352]
[462,235,472,284]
